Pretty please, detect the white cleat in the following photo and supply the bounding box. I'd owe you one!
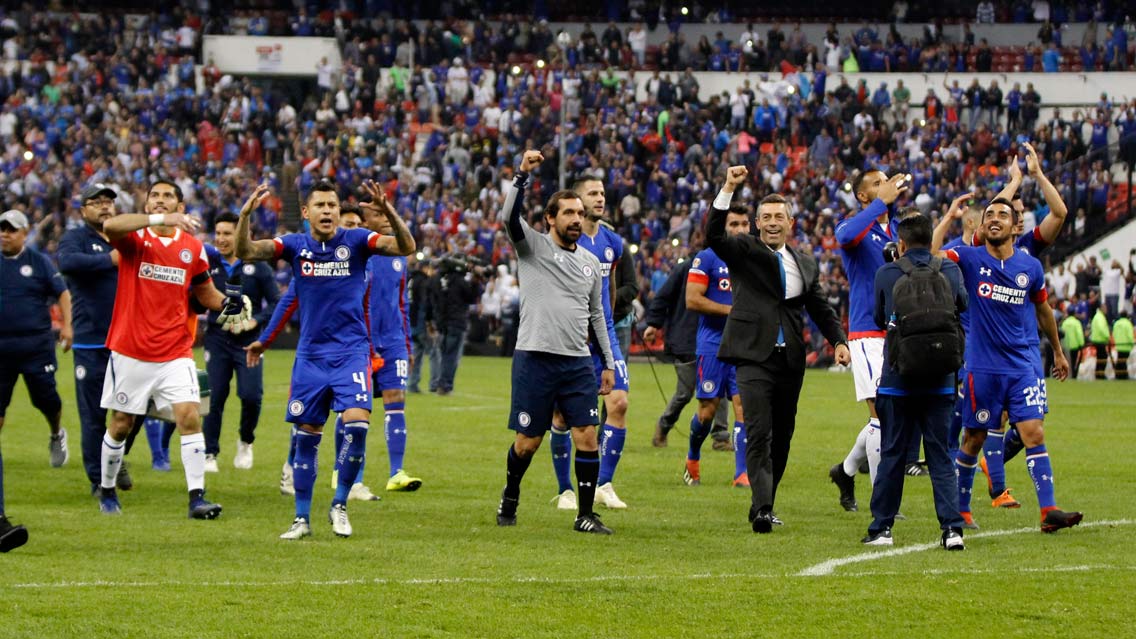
[279,517,311,540]
[552,489,577,511]
[329,504,352,537]
[233,442,254,470]
[595,483,627,509]
[49,428,69,467]
[348,482,381,501]
[280,462,295,496]
[203,454,220,474]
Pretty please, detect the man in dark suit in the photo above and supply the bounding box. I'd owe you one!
[707,166,850,533]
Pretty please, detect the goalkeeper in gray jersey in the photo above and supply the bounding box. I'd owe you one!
[495,149,617,535]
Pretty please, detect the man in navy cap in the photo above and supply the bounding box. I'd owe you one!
[58,184,136,493]
[0,208,74,551]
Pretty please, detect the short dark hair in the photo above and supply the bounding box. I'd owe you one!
[545,190,583,218]
[897,213,932,247]
[851,168,881,197]
[570,176,603,193]
[986,196,1019,223]
[305,180,339,205]
[339,203,362,216]
[149,179,184,203]
[214,213,239,227]
[758,193,789,208]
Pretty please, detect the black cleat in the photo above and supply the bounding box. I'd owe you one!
[751,511,773,533]
[1041,509,1084,533]
[829,464,858,512]
[188,491,222,520]
[0,516,29,552]
[573,512,613,534]
[905,462,929,477]
[497,490,518,527]
[941,528,965,551]
[861,528,893,546]
[770,513,784,526]
[116,460,134,491]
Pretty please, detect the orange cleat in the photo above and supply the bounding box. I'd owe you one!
[991,489,1021,509]
[960,511,980,530]
[683,459,700,486]
[732,473,750,488]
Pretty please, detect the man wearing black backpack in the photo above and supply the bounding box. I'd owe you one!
[861,213,969,550]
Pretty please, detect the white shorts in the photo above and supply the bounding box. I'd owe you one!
[849,337,884,402]
[101,352,199,421]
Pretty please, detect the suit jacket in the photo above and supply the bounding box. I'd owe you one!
[706,204,847,372]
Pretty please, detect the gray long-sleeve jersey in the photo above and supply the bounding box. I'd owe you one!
[503,173,615,369]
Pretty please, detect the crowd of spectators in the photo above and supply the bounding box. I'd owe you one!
[3,7,1136,358]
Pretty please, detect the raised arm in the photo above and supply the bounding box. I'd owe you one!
[103,212,200,243]
[503,150,544,254]
[932,191,974,254]
[834,175,907,248]
[360,180,415,256]
[706,165,761,265]
[235,183,278,261]
[994,155,1023,203]
[1024,142,1069,244]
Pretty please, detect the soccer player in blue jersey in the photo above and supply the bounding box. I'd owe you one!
[828,170,909,512]
[238,180,415,540]
[547,177,631,511]
[941,198,1082,533]
[683,207,750,488]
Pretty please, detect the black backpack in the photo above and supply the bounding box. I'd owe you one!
[887,256,963,378]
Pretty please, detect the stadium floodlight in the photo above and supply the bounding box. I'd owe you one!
[671,238,680,247]
[416,251,425,261]
[787,85,796,94]
[747,40,753,48]
[511,65,522,75]
[843,182,853,192]
[919,119,927,126]
[23,150,33,161]
[681,6,689,15]
[536,59,546,69]
[629,244,639,254]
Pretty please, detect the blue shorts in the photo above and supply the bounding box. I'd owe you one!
[963,369,1045,430]
[696,354,737,400]
[509,350,598,436]
[286,352,373,425]
[590,337,629,393]
[373,351,409,392]
[1032,348,1050,415]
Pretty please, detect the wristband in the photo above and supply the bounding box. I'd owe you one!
[148,214,165,226]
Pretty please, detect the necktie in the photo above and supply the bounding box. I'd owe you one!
[776,251,786,346]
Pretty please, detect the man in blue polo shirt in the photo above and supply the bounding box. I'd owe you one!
[0,209,74,551]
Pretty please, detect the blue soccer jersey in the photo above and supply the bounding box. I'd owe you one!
[835,199,898,338]
[946,245,1047,374]
[367,255,410,360]
[687,248,732,357]
[273,228,381,359]
[577,225,623,333]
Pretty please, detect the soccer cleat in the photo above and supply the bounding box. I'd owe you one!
[0,516,29,553]
[861,528,894,546]
[496,490,518,526]
[683,459,701,486]
[203,454,219,474]
[279,517,312,540]
[941,529,965,551]
[732,473,750,488]
[991,489,1022,509]
[904,462,929,476]
[978,456,994,492]
[49,428,69,467]
[329,503,352,537]
[960,511,980,530]
[385,469,422,492]
[280,462,295,496]
[99,487,122,515]
[751,511,773,534]
[115,460,134,491]
[829,464,858,512]
[573,512,614,535]
[348,482,382,502]
[711,438,735,452]
[152,456,171,472]
[595,483,627,509]
[233,442,254,470]
[770,513,784,526]
[188,494,222,520]
[652,419,671,447]
[1041,509,1084,534]
[552,489,577,511]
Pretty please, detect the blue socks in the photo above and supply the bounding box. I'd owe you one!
[384,402,406,477]
[983,429,1007,496]
[293,430,321,520]
[955,451,979,513]
[598,425,624,486]
[688,415,712,461]
[550,428,573,493]
[733,421,747,479]
[333,421,368,506]
[1025,445,1057,509]
[143,418,165,465]
[333,416,367,484]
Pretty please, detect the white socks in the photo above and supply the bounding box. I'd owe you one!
[181,432,206,492]
[100,433,125,489]
[842,418,882,487]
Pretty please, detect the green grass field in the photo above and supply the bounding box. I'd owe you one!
[2,352,1134,638]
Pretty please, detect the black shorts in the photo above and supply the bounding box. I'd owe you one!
[508,350,598,436]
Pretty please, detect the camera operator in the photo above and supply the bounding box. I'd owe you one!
[424,254,483,395]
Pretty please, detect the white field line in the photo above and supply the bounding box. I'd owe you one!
[796,518,1135,577]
